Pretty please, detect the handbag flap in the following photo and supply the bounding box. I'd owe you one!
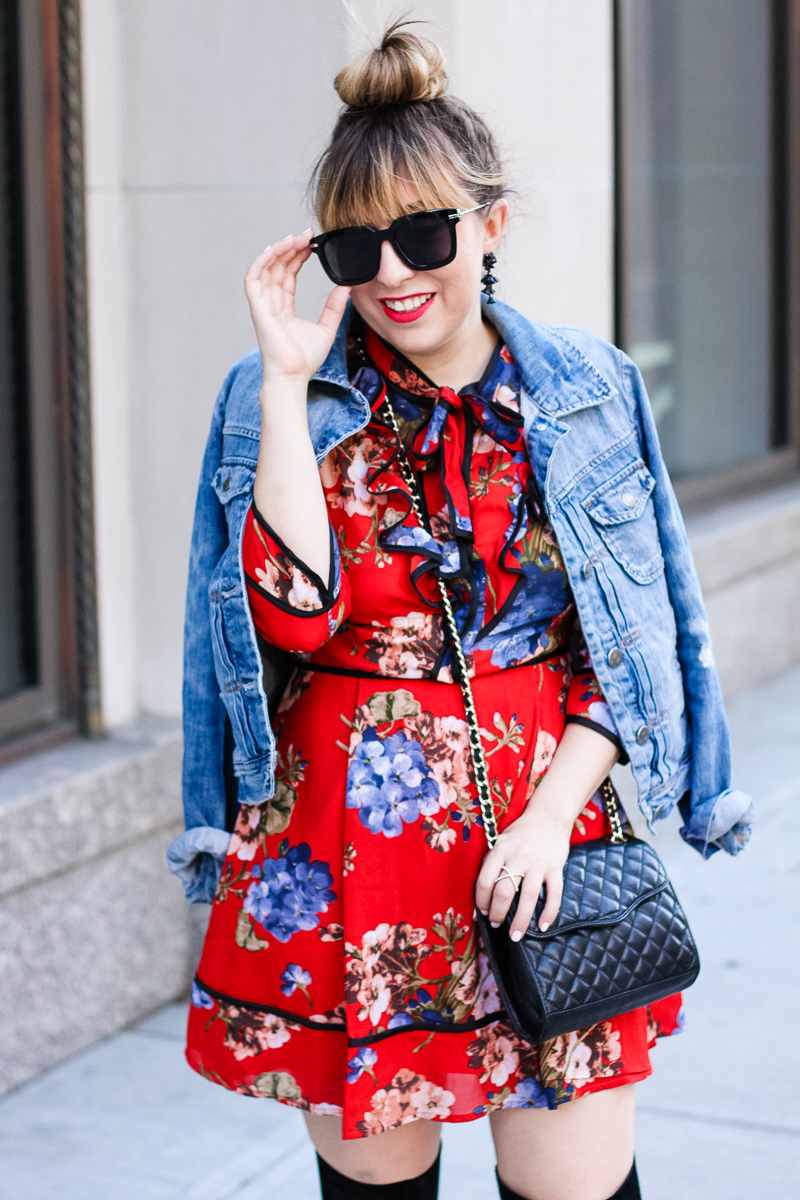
[525,838,669,939]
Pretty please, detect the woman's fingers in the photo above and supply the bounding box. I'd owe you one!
[508,875,543,941]
[317,285,351,336]
[487,875,520,927]
[246,231,313,291]
[475,850,505,915]
[537,868,564,932]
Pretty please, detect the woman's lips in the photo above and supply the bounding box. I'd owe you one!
[379,294,435,323]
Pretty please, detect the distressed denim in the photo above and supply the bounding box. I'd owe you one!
[168,299,754,902]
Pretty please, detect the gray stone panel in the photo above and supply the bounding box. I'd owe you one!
[0,828,188,1095]
[0,719,190,1096]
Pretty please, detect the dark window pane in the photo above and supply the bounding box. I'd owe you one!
[0,0,36,699]
[618,0,780,480]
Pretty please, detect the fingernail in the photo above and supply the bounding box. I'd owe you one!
[479,909,488,916]
[539,921,550,932]
[263,245,271,253]
[510,930,522,942]
[490,921,500,929]
[302,227,312,235]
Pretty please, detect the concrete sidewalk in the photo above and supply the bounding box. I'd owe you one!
[2,667,799,1199]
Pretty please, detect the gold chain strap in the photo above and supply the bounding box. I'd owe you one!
[380,392,626,852]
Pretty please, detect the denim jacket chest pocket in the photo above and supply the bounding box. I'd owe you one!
[581,459,664,585]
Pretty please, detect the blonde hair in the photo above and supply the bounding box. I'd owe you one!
[311,19,508,230]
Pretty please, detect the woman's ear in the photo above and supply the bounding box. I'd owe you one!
[483,199,509,253]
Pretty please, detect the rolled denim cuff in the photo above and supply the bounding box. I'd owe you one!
[679,788,755,859]
[167,826,231,903]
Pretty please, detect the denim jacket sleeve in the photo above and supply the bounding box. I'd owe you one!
[167,378,234,902]
[620,353,754,857]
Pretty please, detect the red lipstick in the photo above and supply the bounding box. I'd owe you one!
[379,293,435,323]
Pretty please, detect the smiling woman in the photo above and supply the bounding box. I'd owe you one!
[171,17,751,1200]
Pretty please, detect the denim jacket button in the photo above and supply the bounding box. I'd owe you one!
[581,561,593,579]
[636,725,651,745]
[622,492,636,508]
[607,647,624,668]
[222,476,231,492]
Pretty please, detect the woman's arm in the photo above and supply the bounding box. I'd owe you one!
[244,230,351,580]
[475,723,619,941]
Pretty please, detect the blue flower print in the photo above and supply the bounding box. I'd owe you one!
[480,560,569,669]
[280,963,313,1008]
[243,841,336,943]
[346,728,442,838]
[191,982,214,1010]
[503,1077,552,1109]
[387,1012,414,1029]
[586,699,617,736]
[346,1046,378,1084]
[383,522,441,558]
[419,404,448,455]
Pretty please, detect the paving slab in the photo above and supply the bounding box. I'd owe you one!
[1,666,799,1198]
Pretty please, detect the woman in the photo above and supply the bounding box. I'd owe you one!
[168,23,753,1200]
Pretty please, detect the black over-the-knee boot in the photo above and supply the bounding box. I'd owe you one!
[496,1159,641,1200]
[317,1150,440,1200]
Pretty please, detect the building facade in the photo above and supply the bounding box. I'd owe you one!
[1,0,798,1092]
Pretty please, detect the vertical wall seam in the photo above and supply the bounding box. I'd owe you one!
[58,0,102,736]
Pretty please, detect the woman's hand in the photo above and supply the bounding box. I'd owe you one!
[244,230,351,386]
[475,807,572,941]
[475,722,620,941]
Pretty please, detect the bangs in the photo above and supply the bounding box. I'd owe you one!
[312,104,506,232]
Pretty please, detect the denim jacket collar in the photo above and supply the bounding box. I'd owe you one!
[307,297,618,453]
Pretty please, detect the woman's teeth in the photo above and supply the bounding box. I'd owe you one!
[384,294,433,312]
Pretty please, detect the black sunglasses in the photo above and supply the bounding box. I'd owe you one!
[309,203,490,287]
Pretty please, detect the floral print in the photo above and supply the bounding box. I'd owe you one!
[241,841,336,942]
[187,322,680,1138]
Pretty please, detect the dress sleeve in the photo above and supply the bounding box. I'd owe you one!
[241,501,350,653]
[564,627,627,762]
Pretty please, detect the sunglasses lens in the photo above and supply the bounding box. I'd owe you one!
[395,211,454,268]
[323,228,379,285]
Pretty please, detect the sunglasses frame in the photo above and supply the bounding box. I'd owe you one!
[309,202,490,286]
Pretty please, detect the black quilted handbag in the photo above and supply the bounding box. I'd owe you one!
[380,391,700,1047]
[474,780,700,1043]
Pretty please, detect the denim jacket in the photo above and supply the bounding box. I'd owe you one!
[168,299,754,902]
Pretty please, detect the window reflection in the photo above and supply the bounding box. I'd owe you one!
[617,0,780,480]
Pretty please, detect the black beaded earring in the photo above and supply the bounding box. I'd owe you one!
[481,252,498,303]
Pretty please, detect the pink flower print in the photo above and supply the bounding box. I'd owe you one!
[422,819,457,852]
[531,729,557,780]
[310,1101,343,1116]
[344,436,387,516]
[409,1079,456,1120]
[472,429,496,455]
[493,383,520,412]
[469,953,501,1019]
[286,566,323,611]
[255,1014,294,1052]
[358,1070,453,1135]
[467,1025,520,1086]
[228,806,261,860]
[254,557,280,593]
[358,974,392,1025]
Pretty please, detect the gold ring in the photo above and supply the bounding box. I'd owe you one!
[495,868,524,892]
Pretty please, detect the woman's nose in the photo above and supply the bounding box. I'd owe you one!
[375,240,415,288]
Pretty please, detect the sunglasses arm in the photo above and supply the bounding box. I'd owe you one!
[449,201,492,222]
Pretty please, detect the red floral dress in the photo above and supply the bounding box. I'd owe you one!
[187,322,683,1137]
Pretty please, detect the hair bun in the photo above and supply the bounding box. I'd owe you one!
[334,20,449,109]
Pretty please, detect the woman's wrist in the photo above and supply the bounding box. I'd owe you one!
[259,375,310,411]
[517,780,581,837]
